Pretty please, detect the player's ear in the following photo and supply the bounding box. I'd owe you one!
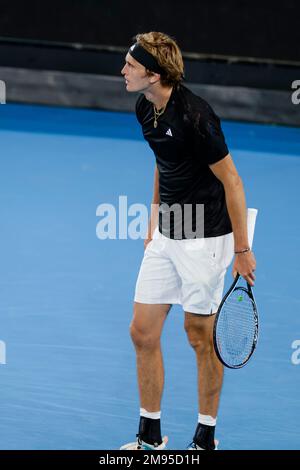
[148,72,161,85]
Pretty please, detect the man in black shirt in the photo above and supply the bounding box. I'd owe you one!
[120,32,256,450]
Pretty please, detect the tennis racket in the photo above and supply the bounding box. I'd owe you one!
[213,208,259,369]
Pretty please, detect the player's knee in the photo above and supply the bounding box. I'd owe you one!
[185,323,212,352]
[130,322,160,350]
[187,335,212,353]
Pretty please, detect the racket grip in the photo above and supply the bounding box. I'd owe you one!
[247,208,258,249]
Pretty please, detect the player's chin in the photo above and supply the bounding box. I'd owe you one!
[126,83,137,92]
[125,82,143,93]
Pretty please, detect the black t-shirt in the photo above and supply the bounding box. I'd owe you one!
[135,83,232,239]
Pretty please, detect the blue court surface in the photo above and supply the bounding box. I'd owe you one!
[0,103,300,450]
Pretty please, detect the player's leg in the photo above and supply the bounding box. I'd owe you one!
[130,302,171,413]
[184,311,223,450]
[171,234,233,449]
[121,231,180,450]
[121,302,170,450]
[185,312,223,417]
[120,302,171,450]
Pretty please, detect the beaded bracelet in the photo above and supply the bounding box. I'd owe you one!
[234,247,251,254]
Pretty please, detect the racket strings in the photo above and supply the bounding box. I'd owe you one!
[216,288,256,366]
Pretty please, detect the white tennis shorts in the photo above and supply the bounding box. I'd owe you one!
[134,227,234,315]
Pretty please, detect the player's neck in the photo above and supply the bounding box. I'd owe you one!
[144,84,173,111]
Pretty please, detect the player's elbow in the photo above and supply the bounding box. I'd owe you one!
[223,173,243,192]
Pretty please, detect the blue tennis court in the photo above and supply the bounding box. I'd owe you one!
[0,103,300,450]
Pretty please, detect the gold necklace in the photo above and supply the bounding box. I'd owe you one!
[153,104,166,128]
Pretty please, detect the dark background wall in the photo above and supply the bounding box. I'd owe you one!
[0,0,299,62]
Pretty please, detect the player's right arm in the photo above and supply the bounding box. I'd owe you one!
[145,164,160,250]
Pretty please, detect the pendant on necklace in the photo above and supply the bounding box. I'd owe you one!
[154,120,158,128]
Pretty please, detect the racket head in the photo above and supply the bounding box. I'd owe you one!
[213,275,259,369]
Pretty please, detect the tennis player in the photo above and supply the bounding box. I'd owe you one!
[120,32,256,450]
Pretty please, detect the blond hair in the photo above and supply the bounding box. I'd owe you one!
[134,32,184,87]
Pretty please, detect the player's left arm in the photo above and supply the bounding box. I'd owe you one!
[209,153,256,285]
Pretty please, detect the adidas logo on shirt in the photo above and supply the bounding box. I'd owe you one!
[166,128,173,137]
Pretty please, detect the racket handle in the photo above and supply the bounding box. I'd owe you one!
[247,208,258,250]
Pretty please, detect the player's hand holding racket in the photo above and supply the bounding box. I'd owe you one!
[232,244,256,287]
[213,208,259,369]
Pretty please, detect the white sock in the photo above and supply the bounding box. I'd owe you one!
[198,413,217,427]
[140,408,161,420]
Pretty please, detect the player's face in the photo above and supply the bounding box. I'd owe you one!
[121,54,152,92]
